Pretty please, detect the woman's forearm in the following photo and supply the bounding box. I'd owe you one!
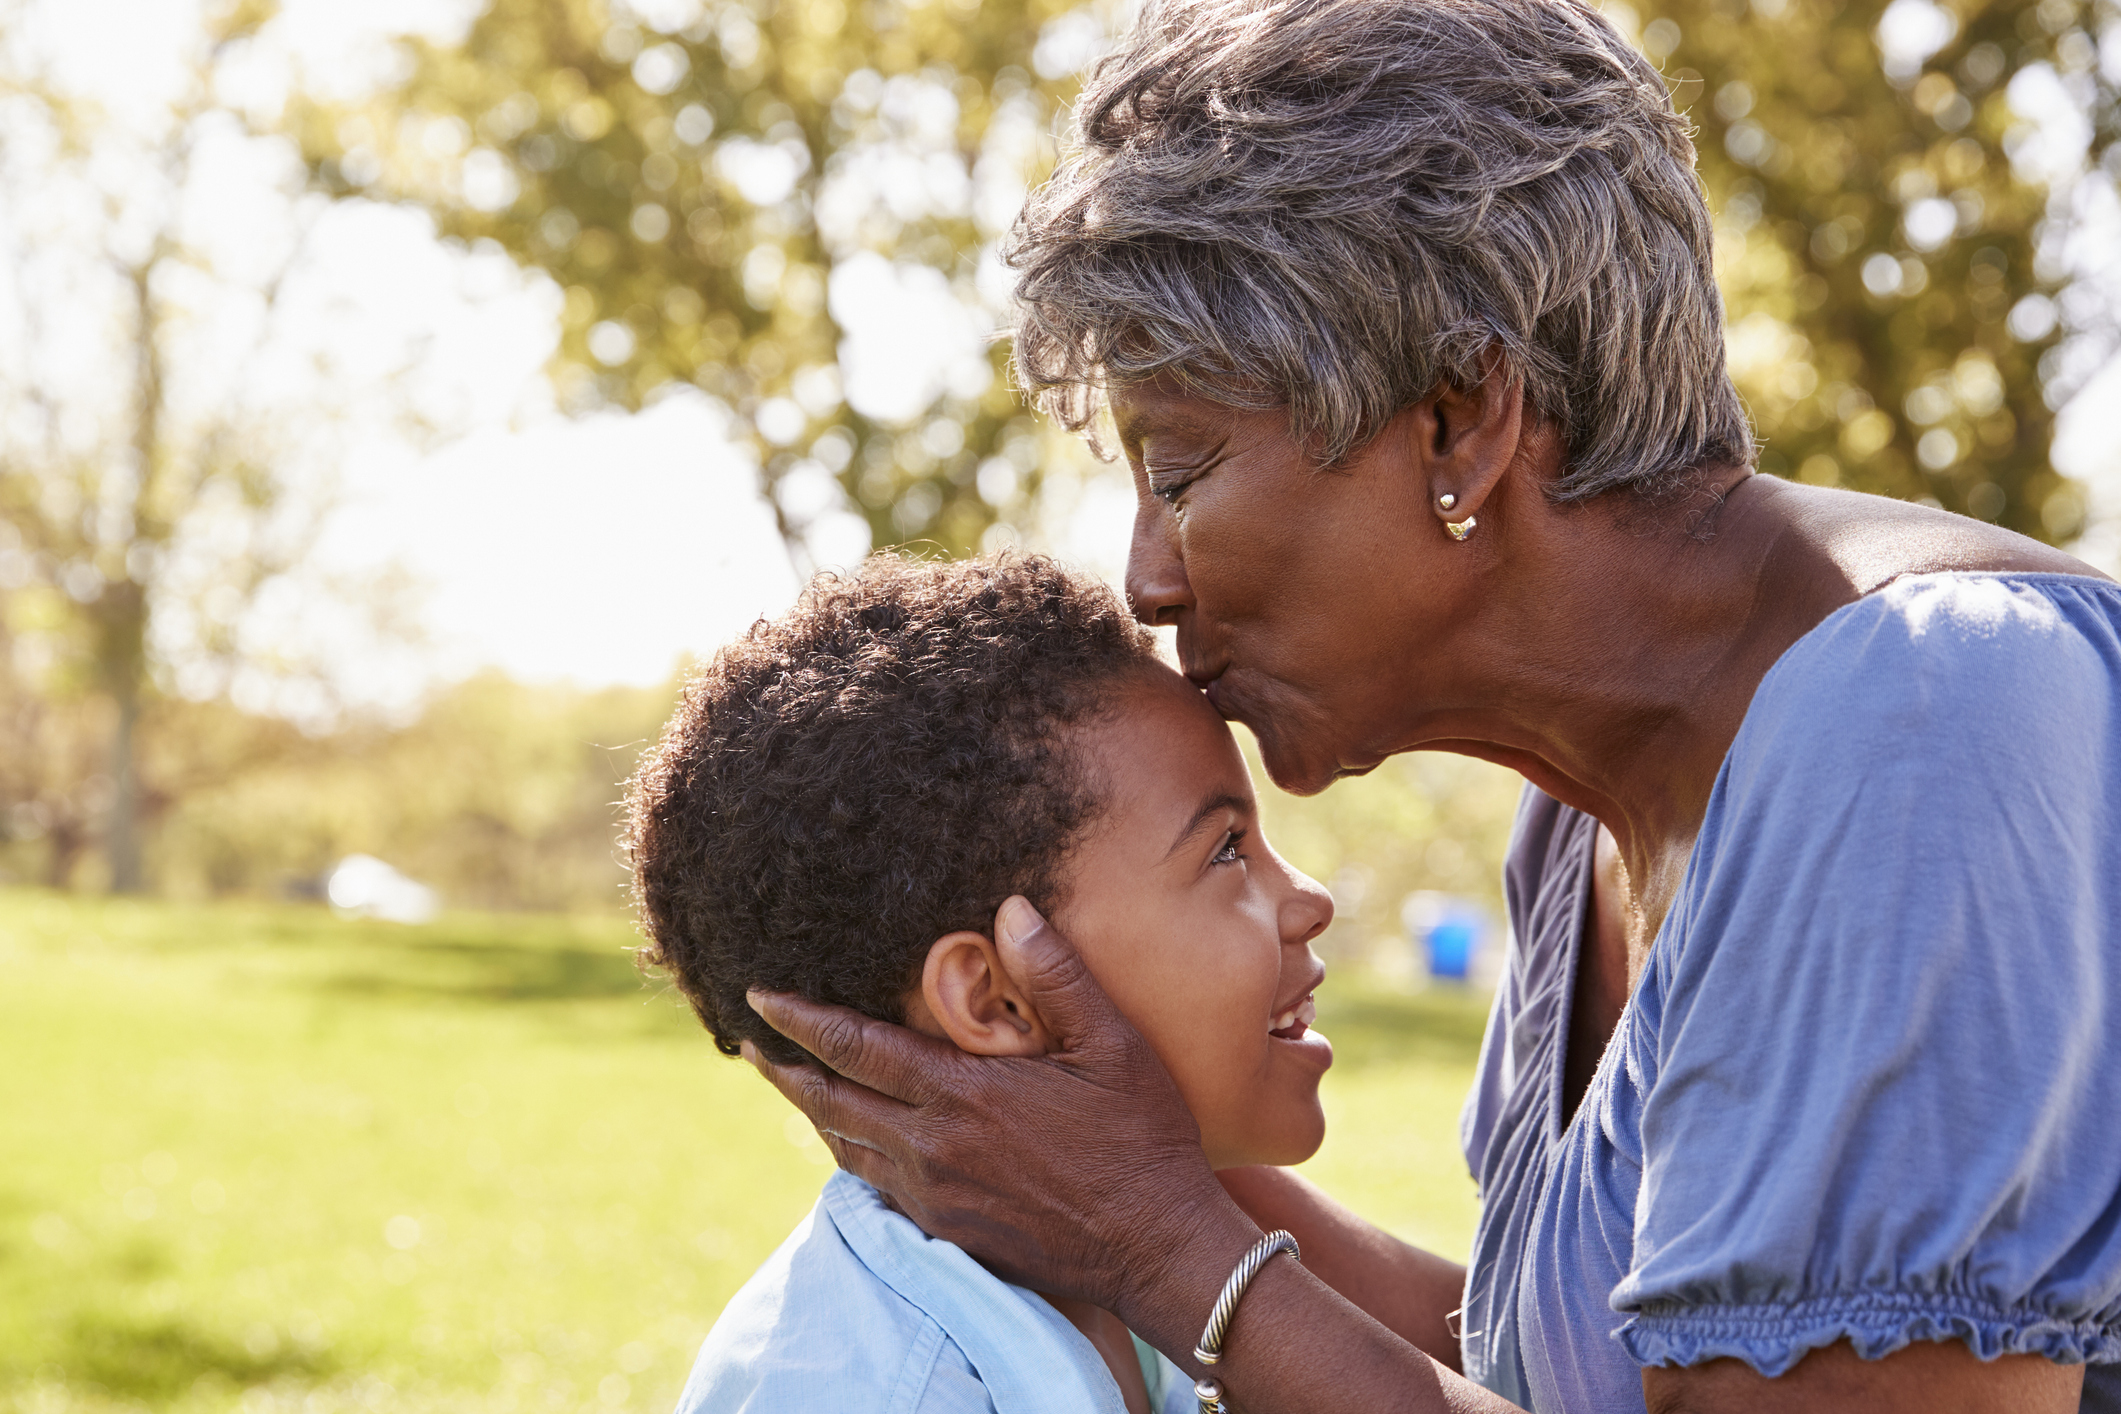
[1112,1192,1521,1414]
[1217,1165,1468,1369]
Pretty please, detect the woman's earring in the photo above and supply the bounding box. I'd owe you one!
[1437,495,1475,541]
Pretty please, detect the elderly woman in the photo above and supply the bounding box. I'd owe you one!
[744,0,2121,1409]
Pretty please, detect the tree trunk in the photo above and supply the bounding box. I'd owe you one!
[100,256,161,895]
[107,689,143,893]
[45,818,86,890]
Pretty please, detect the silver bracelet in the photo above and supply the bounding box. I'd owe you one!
[1192,1229,1300,1414]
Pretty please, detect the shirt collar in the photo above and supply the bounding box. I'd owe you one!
[819,1170,1130,1414]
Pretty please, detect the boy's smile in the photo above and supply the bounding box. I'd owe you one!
[1054,662,1334,1169]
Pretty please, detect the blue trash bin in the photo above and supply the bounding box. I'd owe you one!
[1425,916,1479,980]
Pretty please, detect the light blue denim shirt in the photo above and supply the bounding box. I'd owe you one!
[1461,572,2121,1413]
[678,1169,1196,1413]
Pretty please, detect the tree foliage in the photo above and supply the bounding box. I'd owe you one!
[291,0,1108,560]
[0,3,303,889]
[304,0,2114,556]
[146,670,679,909]
[1643,0,2115,541]
[0,0,427,890]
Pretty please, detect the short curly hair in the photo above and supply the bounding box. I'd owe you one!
[627,553,1162,1066]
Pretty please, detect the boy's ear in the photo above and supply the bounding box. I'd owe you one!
[909,930,1055,1057]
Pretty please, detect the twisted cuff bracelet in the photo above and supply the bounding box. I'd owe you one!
[1192,1230,1301,1414]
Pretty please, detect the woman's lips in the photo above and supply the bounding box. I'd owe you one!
[1201,676,1233,719]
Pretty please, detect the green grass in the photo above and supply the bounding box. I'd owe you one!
[0,891,1489,1413]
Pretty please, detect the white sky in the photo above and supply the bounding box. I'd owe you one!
[262,196,801,700]
[21,0,2121,706]
[293,201,1135,698]
[322,394,800,694]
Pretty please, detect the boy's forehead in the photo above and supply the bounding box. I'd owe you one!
[1086,668,1254,820]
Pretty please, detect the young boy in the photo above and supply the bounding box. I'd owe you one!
[628,553,1335,1414]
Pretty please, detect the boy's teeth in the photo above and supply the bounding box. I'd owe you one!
[1270,995,1316,1034]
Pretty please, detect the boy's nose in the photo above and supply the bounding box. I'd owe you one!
[1280,867,1334,947]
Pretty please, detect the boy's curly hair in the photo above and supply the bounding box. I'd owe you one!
[627,552,1162,1065]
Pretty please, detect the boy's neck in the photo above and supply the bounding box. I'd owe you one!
[1040,1292,1152,1414]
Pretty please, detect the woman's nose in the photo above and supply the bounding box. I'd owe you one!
[1125,500,1193,627]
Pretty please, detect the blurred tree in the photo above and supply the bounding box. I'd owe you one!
[0,614,115,887]
[1253,745,1527,967]
[150,670,681,910]
[303,0,2114,559]
[1626,0,2116,540]
[0,0,411,891]
[290,0,1116,562]
[108,654,1534,923]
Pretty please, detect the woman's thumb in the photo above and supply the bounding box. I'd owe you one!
[994,896,1123,1049]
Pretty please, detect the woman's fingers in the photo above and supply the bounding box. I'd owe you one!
[739,1034,918,1164]
[744,931,1215,1309]
[993,896,1130,1055]
[747,988,959,1106]
[816,1126,902,1192]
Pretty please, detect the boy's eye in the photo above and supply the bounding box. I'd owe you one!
[1212,830,1244,865]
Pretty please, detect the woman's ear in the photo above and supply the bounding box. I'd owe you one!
[1415,348,1526,525]
[909,930,1055,1057]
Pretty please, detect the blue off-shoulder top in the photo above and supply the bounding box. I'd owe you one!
[1459,571,2121,1413]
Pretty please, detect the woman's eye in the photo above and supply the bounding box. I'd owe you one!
[1147,471,1198,507]
[1211,831,1244,865]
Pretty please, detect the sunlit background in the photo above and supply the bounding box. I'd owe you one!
[3,0,2116,1407]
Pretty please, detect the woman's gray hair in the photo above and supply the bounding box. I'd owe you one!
[1006,0,1754,499]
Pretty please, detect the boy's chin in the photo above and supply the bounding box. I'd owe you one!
[1206,1109,1327,1171]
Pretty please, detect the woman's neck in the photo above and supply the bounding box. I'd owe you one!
[1442,473,2093,940]
[1433,473,1824,844]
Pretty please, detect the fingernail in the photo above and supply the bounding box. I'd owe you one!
[746,987,767,1015]
[999,896,1043,945]
[739,1039,760,1065]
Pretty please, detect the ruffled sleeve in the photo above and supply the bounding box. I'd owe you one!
[1611,574,2121,1377]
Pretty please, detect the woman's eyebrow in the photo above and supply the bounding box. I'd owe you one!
[1116,400,1219,448]
[1163,791,1250,861]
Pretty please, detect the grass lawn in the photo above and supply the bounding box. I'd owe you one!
[1,890,1491,1413]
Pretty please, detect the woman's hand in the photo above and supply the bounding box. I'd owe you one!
[747,897,1526,1413]
[743,896,1246,1317]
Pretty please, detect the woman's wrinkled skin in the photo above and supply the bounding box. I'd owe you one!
[745,368,2095,1414]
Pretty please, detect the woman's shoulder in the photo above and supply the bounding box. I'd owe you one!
[1735,570,2121,779]
[1775,566,2118,682]
[1664,569,2121,992]
[1615,583,2121,1382]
